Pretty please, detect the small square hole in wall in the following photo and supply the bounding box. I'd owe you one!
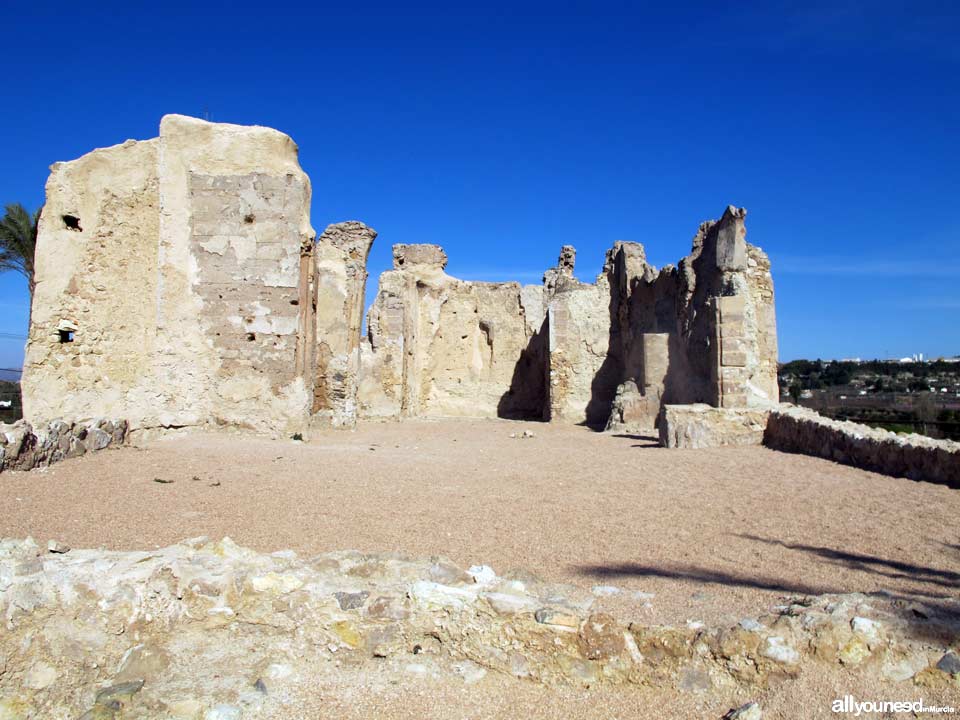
[58,330,74,343]
[62,215,82,231]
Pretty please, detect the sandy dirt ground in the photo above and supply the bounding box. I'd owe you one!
[2,418,959,626]
[2,418,959,717]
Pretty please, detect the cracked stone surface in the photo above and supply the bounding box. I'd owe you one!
[1,537,957,719]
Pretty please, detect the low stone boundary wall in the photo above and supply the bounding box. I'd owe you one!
[764,406,960,488]
[0,418,127,473]
[657,403,959,488]
[0,538,957,718]
[658,404,770,449]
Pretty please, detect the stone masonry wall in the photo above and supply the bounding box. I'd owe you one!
[312,222,377,426]
[657,403,960,488]
[764,406,960,488]
[21,138,161,429]
[23,116,316,435]
[1,538,957,718]
[605,207,780,431]
[0,418,126,473]
[154,115,315,433]
[544,254,616,426]
[358,245,546,420]
[357,210,781,430]
[23,116,779,434]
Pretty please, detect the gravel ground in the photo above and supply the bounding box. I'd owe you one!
[3,418,957,629]
[3,417,959,717]
[271,664,957,720]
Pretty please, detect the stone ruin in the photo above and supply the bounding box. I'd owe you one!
[20,115,779,437]
[2,536,959,718]
[6,117,960,717]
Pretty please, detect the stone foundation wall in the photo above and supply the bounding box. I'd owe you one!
[1,538,956,717]
[764,406,960,488]
[0,418,126,473]
[658,405,771,449]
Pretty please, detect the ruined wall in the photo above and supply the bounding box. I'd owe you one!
[356,207,779,428]
[312,222,377,426]
[604,207,779,431]
[745,245,779,404]
[158,115,314,432]
[543,248,617,426]
[358,245,546,420]
[23,115,315,434]
[22,138,161,427]
[24,118,779,434]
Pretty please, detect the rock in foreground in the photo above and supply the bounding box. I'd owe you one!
[0,538,957,718]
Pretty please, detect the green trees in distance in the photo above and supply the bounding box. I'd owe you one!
[780,358,959,391]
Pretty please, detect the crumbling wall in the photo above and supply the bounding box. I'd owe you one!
[745,245,779,404]
[22,139,161,428]
[605,207,780,430]
[358,245,545,420]
[24,118,779,435]
[312,222,377,426]
[357,207,779,428]
[544,248,617,426]
[159,115,314,432]
[23,116,316,435]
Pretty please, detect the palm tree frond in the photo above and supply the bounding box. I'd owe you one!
[0,202,40,296]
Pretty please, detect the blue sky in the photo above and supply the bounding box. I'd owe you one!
[2,0,958,371]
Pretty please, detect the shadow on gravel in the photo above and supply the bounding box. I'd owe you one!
[573,561,834,596]
[574,539,960,645]
[737,534,960,590]
[609,433,661,449]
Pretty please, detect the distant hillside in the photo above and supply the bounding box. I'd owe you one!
[778,359,960,441]
[779,359,960,393]
[0,368,22,383]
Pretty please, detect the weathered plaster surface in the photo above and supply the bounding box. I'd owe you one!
[23,138,161,428]
[358,245,546,420]
[23,116,315,435]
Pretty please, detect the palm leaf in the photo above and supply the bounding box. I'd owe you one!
[0,202,40,293]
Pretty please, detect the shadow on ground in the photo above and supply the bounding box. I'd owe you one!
[572,535,960,645]
[609,432,661,448]
[737,534,960,590]
[573,561,835,595]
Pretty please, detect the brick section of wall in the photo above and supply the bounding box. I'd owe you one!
[713,295,749,408]
[190,173,304,392]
